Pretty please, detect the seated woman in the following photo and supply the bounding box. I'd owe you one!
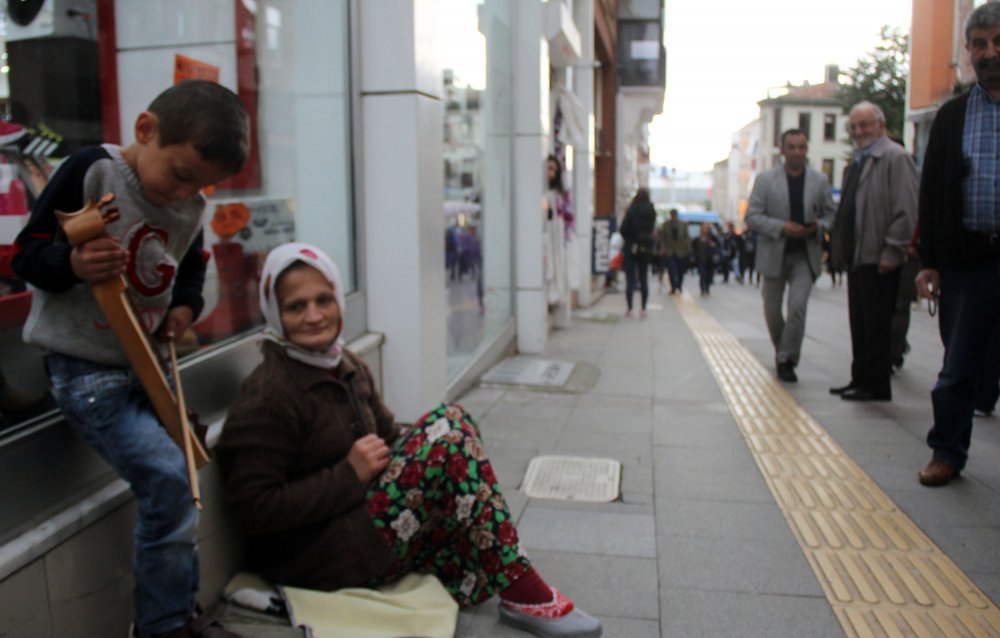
[217,243,602,638]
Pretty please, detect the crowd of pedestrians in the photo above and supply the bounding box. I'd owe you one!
[609,1,1000,491]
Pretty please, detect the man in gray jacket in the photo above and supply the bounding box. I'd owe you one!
[747,129,836,382]
[830,101,919,401]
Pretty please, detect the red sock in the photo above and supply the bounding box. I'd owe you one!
[499,566,554,606]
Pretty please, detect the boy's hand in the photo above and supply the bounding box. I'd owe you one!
[159,306,194,342]
[70,235,128,283]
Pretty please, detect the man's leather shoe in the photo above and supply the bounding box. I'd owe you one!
[829,383,855,395]
[918,459,959,487]
[776,361,797,382]
[840,387,891,402]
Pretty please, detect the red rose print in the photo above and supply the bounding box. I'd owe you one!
[497,521,517,545]
[504,561,526,582]
[456,538,472,559]
[399,462,426,489]
[441,563,461,579]
[367,491,391,516]
[479,461,497,485]
[447,453,468,482]
[431,528,450,545]
[427,446,448,466]
[404,433,427,455]
[482,552,502,575]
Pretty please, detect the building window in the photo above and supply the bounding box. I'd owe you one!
[798,112,811,139]
[773,108,782,147]
[823,113,837,141]
[822,159,835,184]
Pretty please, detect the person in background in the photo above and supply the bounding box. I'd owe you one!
[218,243,603,638]
[619,187,657,318]
[828,101,919,402]
[914,1,1000,487]
[12,80,251,638]
[692,222,718,297]
[657,208,691,294]
[745,128,836,383]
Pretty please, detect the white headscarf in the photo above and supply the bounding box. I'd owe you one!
[259,242,346,369]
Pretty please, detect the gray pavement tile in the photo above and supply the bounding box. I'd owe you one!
[621,462,654,496]
[527,550,659,620]
[920,524,1000,581]
[566,394,653,434]
[654,443,760,475]
[589,617,659,638]
[517,507,656,558]
[891,481,1000,528]
[653,497,792,543]
[587,364,656,398]
[553,431,655,466]
[657,535,824,597]
[659,588,841,638]
[651,458,774,504]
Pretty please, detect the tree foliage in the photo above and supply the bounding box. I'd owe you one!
[837,26,910,139]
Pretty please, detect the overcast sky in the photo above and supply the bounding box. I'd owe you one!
[649,0,913,173]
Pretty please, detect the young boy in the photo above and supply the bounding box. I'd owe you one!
[12,80,250,638]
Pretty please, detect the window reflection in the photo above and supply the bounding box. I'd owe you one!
[0,0,355,433]
[441,0,513,379]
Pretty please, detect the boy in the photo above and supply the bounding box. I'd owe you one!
[12,80,250,638]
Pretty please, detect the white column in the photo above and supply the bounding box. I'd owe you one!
[360,0,445,420]
[572,0,595,307]
[513,0,549,354]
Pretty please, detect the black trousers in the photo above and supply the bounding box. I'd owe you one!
[847,265,901,397]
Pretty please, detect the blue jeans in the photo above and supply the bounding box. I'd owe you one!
[46,353,198,636]
[665,255,686,292]
[927,262,1000,470]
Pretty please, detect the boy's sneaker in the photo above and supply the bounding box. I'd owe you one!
[0,122,27,146]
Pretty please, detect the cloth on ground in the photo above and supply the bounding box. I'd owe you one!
[224,572,459,638]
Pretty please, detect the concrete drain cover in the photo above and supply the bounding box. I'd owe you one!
[480,358,576,388]
[521,455,621,502]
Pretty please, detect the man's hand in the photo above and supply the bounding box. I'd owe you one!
[782,221,812,239]
[877,259,899,274]
[915,268,941,300]
[347,434,391,483]
[70,235,127,283]
[159,306,194,342]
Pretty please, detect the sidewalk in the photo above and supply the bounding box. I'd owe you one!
[452,277,1000,637]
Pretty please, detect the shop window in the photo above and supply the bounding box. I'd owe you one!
[0,1,357,435]
[798,112,811,139]
[441,0,513,379]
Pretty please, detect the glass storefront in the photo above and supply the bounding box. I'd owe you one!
[0,0,356,435]
[440,0,513,379]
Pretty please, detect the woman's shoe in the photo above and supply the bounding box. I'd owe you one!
[499,589,602,637]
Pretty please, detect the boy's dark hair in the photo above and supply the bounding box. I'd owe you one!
[148,80,250,175]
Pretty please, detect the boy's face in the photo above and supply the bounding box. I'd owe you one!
[129,113,233,206]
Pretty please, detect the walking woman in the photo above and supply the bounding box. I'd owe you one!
[619,188,657,317]
[217,243,602,638]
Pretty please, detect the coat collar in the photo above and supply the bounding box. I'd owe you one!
[261,339,358,390]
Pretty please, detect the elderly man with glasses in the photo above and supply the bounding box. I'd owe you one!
[828,101,919,403]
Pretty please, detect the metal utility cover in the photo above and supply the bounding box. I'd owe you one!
[480,358,576,388]
[522,455,621,502]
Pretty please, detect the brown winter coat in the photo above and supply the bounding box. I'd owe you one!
[216,340,401,590]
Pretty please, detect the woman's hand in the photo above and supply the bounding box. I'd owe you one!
[347,434,390,483]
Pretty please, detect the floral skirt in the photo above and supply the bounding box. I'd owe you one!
[364,403,530,607]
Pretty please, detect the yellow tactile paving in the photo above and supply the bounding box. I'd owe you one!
[674,295,1000,638]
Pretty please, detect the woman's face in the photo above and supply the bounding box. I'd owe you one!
[276,265,342,351]
[546,160,558,181]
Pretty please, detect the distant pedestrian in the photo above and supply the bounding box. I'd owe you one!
[829,101,919,402]
[746,129,836,383]
[619,188,657,317]
[914,1,1000,487]
[741,228,759,286]
[692,222,718,296]
[657,208,691,294]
